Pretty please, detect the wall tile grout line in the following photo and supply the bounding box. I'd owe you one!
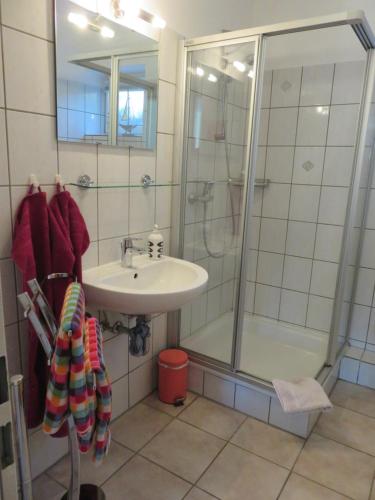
[252,69,274,314]
[305,62,336,328]
[0,16,24,370]
[1,23,54,44]
[277,65,304,323]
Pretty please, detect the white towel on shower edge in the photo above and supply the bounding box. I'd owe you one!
[272,377,333,414]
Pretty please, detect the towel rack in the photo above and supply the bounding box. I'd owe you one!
[18,277,105,500]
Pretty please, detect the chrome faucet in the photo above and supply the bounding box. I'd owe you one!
[121,237,146,268]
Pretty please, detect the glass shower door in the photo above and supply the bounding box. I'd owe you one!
[236,25,368,382]
[179,37,259,366]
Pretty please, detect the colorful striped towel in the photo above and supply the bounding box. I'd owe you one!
[85,317,112,465]
[43,283,91,436]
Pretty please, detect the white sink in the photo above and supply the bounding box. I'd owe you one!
[83,255,208,315]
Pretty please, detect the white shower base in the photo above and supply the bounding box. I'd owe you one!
[181,312,329,381]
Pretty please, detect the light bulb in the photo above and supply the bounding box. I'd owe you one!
[196,66,205,77]
[68,12,88,29]
[233,60,246,72]
[248,69,255,79]
[152,15,166,29]
[208,73,218,83]
[101,26,115,38]
[124,0,141,18]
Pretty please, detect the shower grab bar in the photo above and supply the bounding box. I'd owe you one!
[186,178,270,187]
[228,178,270,187]
[254,178,270,188]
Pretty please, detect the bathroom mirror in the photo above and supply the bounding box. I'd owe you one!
[55,0,159,149]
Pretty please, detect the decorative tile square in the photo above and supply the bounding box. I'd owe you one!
[178,397,246,440]
[302,160,314,171]
[281,80,292,92]
[141,419,225,483]
[271,68,301,107]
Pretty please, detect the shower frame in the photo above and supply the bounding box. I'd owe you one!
[171,11,375,389]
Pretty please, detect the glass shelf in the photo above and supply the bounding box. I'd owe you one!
[67,181,179,189]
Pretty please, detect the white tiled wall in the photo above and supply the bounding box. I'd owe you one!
[57,78,107,141]
[0,1,180,477]
[246,61,366,336]
[341,75,375,356]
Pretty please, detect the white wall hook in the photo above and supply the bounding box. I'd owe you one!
[29,174,39,189]
[55,174,63,185]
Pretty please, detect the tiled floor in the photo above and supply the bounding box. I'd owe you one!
[34,381,375,500]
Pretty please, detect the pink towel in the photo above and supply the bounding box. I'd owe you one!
[12,188,74,428]
[49,187,90,316]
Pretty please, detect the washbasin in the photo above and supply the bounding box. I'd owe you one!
[83,255,208,315]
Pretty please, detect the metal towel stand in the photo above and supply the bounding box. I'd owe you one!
[17,276,105,500]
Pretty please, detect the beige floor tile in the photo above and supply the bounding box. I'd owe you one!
[178,397,246,440]
[47,440,133,487]
[144,390,197,416]
[279,473,350,500]
[111,403,172,451]
[294,433,375,500]
[141,419,225,483]
[33,474,66,500]
[371,481,375,500]
[198,443,288,500]
[316,405,375,455]
[184,487,217,499]
[331,381,375,418]
[102,455,190,500]
[230,417,303,468]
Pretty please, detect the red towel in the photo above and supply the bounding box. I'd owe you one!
[12,189,74,428]
[49,188,90,316]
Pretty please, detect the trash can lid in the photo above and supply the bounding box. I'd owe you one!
[159,349,188,368]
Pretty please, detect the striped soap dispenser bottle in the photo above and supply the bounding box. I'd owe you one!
[148,224,164,259]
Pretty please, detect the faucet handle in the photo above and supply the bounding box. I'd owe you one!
[121,237,143,252]
[121,237,133,253]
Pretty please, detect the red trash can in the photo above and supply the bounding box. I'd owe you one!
[158,349,189,404]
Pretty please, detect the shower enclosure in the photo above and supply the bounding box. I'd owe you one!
[174,12,375,387]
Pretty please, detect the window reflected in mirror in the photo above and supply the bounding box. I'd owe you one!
[55,0,159,149]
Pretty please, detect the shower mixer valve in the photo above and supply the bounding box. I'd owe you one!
[188,180,215,204]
